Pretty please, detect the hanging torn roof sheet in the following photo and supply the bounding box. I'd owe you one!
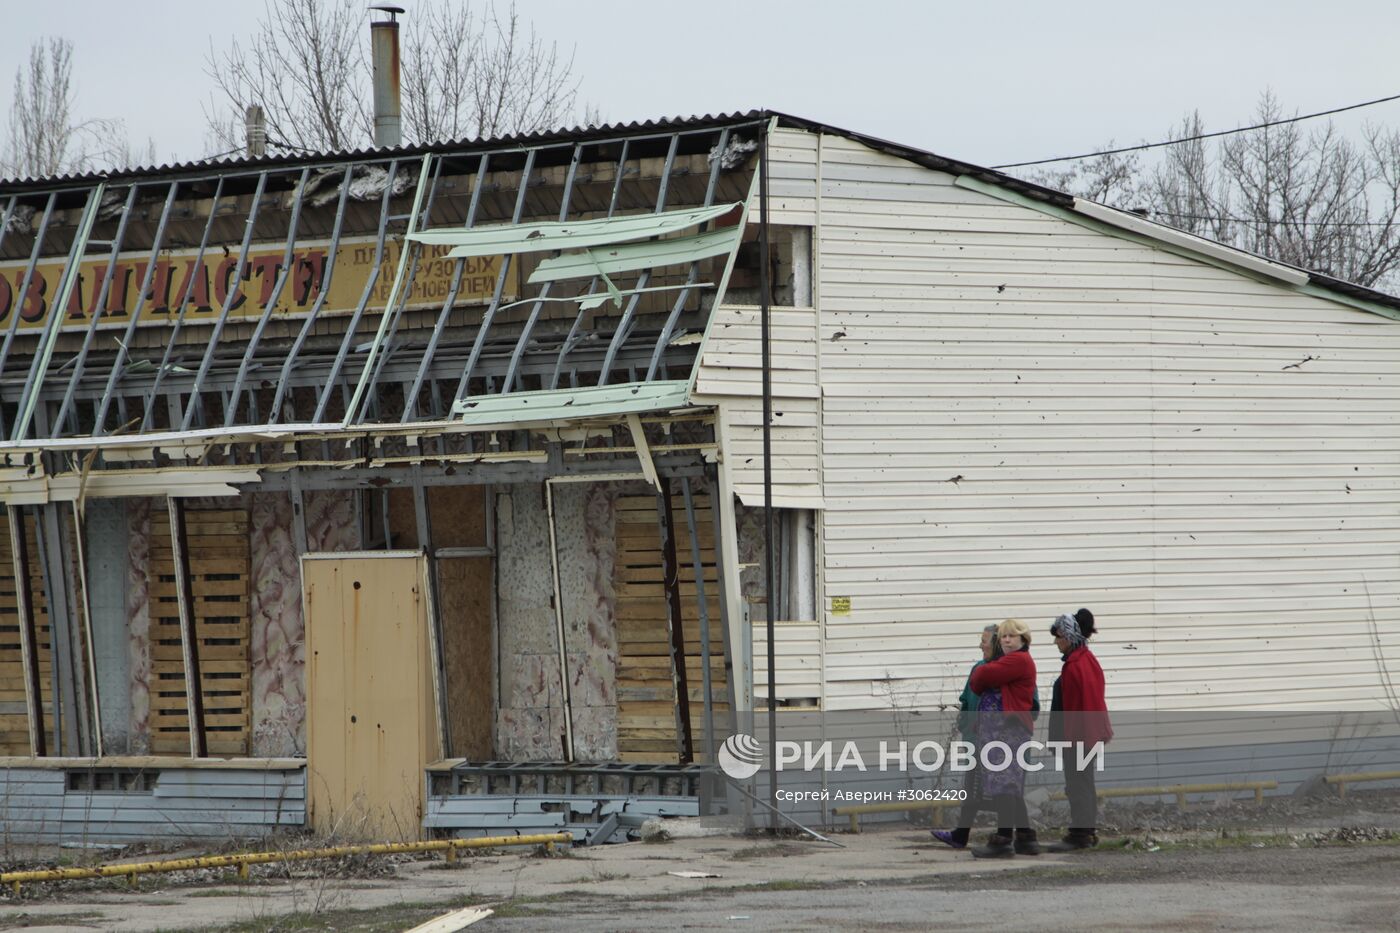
[0,118,762,451]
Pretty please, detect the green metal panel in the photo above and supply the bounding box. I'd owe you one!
[410,202,741,258]
[452,380,694,426]
[527,226,743,285]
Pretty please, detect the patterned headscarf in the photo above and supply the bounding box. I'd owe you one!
[1051,612,1085,651]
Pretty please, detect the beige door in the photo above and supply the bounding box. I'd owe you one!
[303,552,438,841]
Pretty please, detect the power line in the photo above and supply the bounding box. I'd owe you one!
[1152,211,1400,229]
[992,91,1400,169]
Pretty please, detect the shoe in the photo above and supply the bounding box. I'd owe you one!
[1044,831,1098,852]
[930,830,966,849]
[970,833,1014,859]
[1013,828,1041,856]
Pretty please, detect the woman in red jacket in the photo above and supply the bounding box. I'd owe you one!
[967,618,1038,858]
[1045,608,1112,851]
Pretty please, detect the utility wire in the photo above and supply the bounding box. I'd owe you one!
[993,91,1400,169]
[1152,211,1400,229]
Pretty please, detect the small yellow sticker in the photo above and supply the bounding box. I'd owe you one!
[830,596,851,615]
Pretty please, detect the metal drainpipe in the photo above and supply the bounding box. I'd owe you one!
[760,123,779,831]
[370,5,404,148]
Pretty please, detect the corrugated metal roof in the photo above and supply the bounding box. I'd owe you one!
[0,111,772,190]
[3,107,1396,315]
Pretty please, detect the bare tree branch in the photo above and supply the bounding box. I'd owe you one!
[3,37,129,178]
[207,0,587,155]
[1019,91,1400,291]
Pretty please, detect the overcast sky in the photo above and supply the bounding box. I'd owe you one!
[2,0,1397,170]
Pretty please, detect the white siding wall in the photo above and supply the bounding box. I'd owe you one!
[693,305,822,508]
[809,133,1400,713]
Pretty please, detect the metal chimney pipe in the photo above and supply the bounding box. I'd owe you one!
[370,5,404,148]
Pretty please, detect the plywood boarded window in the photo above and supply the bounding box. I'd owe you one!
[615,491,727,764]
[149,505,252,756]
[0,511,51,754]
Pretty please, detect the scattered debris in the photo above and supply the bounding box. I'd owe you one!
[2,203,35,234]
[668,870,721,879]
[404,906,494,932]
[1303,826,1397,845]
[710,136,759,171]
[641,818,729,842]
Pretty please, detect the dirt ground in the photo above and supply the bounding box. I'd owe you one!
[0,824,1398,932]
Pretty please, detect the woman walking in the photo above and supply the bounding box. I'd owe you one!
[931,625,998,849]
[1045,608,1112,851]
[968,618,1038,858]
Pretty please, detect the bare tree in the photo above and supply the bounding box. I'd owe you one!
[2,37,126,178]
[205,0,369,153]
[206,0,586,156]
[1023,92,1400,290]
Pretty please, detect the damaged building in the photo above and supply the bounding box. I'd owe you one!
[1,105,1398,844]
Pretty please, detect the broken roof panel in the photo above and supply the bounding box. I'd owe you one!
[451,380,694,427]
[410,202,740,257]
[527,226,742,285]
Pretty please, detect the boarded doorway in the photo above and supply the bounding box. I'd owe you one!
[303,552,439,841]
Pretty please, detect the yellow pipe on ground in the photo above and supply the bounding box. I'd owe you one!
[831,799,962,833]
[2,833,571,894]
[1324,769,1400,800]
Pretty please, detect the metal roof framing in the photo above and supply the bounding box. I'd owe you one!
[0,118,764,457]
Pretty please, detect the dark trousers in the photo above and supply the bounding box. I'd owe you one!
[1065,753,1098,832]
[948,766,984,845]
[994,794,1030,836]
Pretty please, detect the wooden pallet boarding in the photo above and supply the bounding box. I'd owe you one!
[613,492,728,764]
[148,506,252,756]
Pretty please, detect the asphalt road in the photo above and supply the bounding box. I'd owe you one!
[487,844,1400,932]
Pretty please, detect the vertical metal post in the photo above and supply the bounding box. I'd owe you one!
[182,171,269,431]
[597,134,681,386]
[549,140,629,390]
[503,143,583,393]
[344,154,434,426]
[54,184,140,435]
[404,153,489,421]
[35,504,82,754]
[704,464,738,721]
[413,470,451,758]
[657,476,694,764]
[271,164,354,422]
[8,507,46,756]
[63,500,104,758]
[454,148,538,401]
[681,478,716,762]
[167,498,207,758]
[0,193,57,396]
[141,177,228,432]
[226,167,311,425]
[314,160,400,422]
[759,125,779,829]
[645,128,731,380]
[90,181,179,435]
[542,481,575,761]
[14,184,106,442]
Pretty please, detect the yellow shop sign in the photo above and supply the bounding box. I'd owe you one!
[0,235,515,332]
